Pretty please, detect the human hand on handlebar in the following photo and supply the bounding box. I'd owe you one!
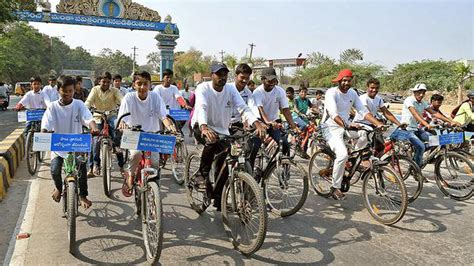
[253,121,267,139]
[201,124,218,143]
[118,121,129,130]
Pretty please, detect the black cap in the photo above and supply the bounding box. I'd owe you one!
[261,67,277,80]
[48,75,56,81]
[210,62,229,73]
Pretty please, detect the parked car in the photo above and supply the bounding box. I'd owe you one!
[14,82,31,96]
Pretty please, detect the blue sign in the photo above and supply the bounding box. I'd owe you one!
[137,132,176,154]
[169,109,190,121]
[15,11,178,32]
[438,132,464,145]
[26,109,45,121]
[51,134,92,152]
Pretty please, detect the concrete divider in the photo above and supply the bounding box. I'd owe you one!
[0,129,25,201]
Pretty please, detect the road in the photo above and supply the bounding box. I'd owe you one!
[0,112,473,265]
[0,95,21,141]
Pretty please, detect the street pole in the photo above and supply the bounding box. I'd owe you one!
[132,46,138,74]
[248,43,256,63]
[219,50,225,63]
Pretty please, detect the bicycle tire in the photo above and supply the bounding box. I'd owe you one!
[101,141,112,198]
[221,171,267,255]
[171,141,187,185]
[26,131,38,175]
[361,166,408,225]
[263,159,309,217]
[141,181,163,264]
[385,155,423,204]
[67,181,77,254]
[434,152,473,201]
[38,151,45,162]
[308,149,334,197]
[184,152,208,214]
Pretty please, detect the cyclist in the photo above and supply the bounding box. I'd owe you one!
[229,63,254,129]
[191,62,266,211]
[85,71,124,176]
[294,86,314,128]
[321,69,383,200]
[42,76,59,107]
[73,76,88,102]
[41,75,98,209]
[16,76,47,134]
[153,69,190,110]
[248,80,256,92]
[248,67,301,169]
[422,94,445,126]
[453,90,474,132]
[117,71,177,190]
[400,83,460,166]
[113,74,131,96]
[311,89,324,116]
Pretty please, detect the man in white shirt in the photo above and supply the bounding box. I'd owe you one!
[400,83,458,166]
[180,84,191,103]
[248,67,300,168]
[42,76,59,107]
[153,69,190,110]
[117,71,177,191]
[321,69,383,200]
[229,63,254,129]
[41,75,98,209]
[113,74,131,96]
[192,63,266,211]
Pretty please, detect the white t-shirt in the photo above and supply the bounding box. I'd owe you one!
[153,84,181,109]
[42,85,59,107]
[41,99,94,159]
[353,93,384,124]
[192,81,257,135]
[322,87,368,128]
[401,96,429,130]
[229,83,253,124]
[118,91,167,133]
[118,86,130,96]
[251,85,289,122]
[19,90,46,109]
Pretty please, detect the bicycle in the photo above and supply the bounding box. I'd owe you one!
[184,128,267,255]
[117,113,165,264]
[170,132,188,185]
[23,109,46,175]
[93,110,116,198]
[287,113,319,160]
[252,126,309,217]
[309,126,408,225]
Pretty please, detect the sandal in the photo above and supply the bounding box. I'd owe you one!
[121,171,133,197]
[79,196,92,209]
[51,189,61,203]
[331,187,346,201]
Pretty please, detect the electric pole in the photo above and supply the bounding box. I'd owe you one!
[219,50,225,63]
[132,46,138,73]
[248,43,256,62]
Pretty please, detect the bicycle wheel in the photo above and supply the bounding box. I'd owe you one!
[171,141,187,185]
[67,181,77,254]
[308,149,334,197]
[141,181,163,264]
[362,166,408,225]
[184,152,208,214]
[101,141,112,198]
[385,155,423,203]
[38,151,46,162]
[263,159,309,217]
[26,131,38,175]
[221,171,267,255]
[434,152,473,201]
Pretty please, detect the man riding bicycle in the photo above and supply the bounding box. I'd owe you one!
[321,69,383,200]
[85,71,124,175]
[229,63,254,130]
[16,76,47,134]
[191,62,266,211]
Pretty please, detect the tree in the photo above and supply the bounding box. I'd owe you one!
[339,48,364,64]
[146,51,160,73]
[455,62,473,104]
[65,47,94,70]
[306,52,335,67]
[173,47,213,80]
[93,48,136,77]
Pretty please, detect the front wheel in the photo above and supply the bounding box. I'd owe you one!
[67,181,77,254]
[26,131,38,175]
[263,159,309,217]
[434,152,473,201]
[222,171,267,255]
[101,141,112,198]
[308,149,334,197]
[141,181,163,264]
[171,141,188,185]
[362,166,408,225]
[184,152,208,214]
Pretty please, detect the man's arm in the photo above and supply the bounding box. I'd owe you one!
[380,106,402,126]
[408,107,430,128]
[84,88,95,109]
[354,94,383,127]
[426,107,459,125]
[325,90,346,128]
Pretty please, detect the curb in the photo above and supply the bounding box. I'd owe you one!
[0,129,25,201]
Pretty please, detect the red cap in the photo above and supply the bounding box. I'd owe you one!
[332,69,353,83]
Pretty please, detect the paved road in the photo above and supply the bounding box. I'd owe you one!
[0,95,21,141]
[1,135,473,265]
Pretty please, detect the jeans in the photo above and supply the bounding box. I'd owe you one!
[293,116,307,130]
[248,127,289,169]
[391,128,431,166]
[90,116,124,169]
[51,156,88,197]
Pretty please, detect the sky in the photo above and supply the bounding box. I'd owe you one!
[30,0,473,71]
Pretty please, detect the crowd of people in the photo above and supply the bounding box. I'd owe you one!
[13,63,474,208]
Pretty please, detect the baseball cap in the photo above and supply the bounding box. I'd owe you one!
[410,83,427,92]
[261,67,277,80]
[332,69,353,83]
[210,62,229,73]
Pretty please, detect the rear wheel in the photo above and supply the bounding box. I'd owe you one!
[308,149,334,197]
[385,155,423,203]
[362,166,408,225]
[142,181,163,264]
[184,152,208,214]
[263,159,309,217]
[101,141,112,198]
[67,181,77,254]
[26,131,38,175]
[171,141,187,185]
[434,152,473,201]
[221,171,267,255]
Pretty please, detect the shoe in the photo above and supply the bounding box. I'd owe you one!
[93,166,100,176]
[87,169,95,178]
[330,187,346,200]
[195,175,207,191]
[213,198,222,212]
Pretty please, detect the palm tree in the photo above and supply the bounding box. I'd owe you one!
[455,62,473,104]
[306,52,334,67]
[339,48,364,64]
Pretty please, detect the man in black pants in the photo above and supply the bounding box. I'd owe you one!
[192,63,266,211]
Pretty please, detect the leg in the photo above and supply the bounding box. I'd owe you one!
[324,127,348,190]
[50,156,64,202]
[211,141,229,203]
[248,136,263,169]
[77,159,88,197]
[407,130,425,167]
[93,123,105,170]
